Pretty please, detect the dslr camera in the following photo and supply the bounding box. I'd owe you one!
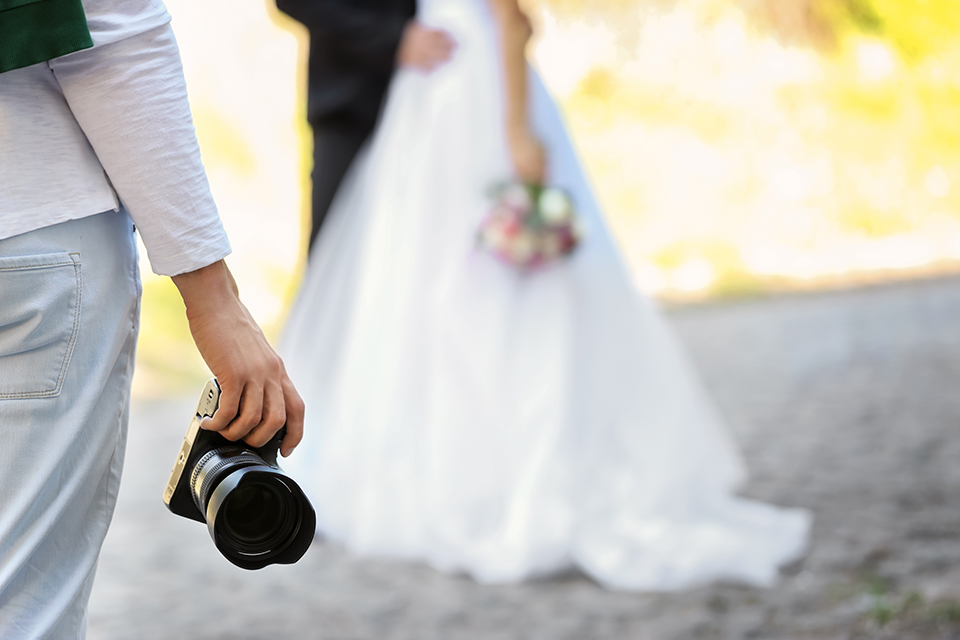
[163,379,316,569]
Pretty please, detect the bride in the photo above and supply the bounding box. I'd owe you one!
[280,0,810,590]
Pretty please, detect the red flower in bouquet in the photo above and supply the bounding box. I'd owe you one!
[478,182,582,271]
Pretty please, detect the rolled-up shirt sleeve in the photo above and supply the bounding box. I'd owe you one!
[49,22,231,276]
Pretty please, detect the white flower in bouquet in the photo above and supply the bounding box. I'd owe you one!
[538,188,572,225]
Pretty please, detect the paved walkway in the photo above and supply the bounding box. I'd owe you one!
[88,276,960,639]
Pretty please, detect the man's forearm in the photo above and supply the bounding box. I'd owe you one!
[171,259,304,458]
[171,259,239,314]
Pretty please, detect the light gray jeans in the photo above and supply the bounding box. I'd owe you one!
[0,211,141,639]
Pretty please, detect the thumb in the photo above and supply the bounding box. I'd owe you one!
[200,382,241,432]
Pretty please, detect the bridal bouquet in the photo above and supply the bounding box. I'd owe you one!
[477,182,582,271]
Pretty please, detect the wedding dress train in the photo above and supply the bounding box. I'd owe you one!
[280,0,810,590]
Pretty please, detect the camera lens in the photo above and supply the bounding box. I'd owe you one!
[188,445,314,569]
[217,478,301,557]
[222,483,284,544]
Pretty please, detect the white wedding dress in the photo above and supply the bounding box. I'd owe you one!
[280,0,810,590]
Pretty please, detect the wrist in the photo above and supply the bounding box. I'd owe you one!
[171,260,240,316]
[507,122,532,142]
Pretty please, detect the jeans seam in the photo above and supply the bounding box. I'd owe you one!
[0,262,73,271]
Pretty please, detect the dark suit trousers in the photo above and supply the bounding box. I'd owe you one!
[309,123,374,253]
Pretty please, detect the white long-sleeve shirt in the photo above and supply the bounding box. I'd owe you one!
[0,0,231,276]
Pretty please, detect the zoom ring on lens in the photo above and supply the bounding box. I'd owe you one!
[191,447,264,514]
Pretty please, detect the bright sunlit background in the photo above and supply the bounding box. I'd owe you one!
[135,0,960,395]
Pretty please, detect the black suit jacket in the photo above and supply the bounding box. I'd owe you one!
[277,0,417,129]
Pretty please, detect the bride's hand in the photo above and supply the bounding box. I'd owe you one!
[508,127,547,184]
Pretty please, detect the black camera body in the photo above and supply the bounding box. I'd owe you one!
[163,379,316,570]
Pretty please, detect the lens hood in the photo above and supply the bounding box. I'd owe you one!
[206,466,315,570]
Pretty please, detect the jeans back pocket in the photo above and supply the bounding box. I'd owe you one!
[0,252,82,399]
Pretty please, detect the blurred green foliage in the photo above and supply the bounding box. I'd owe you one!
[543,0,960,300]
[538,0,960,61]
[833,0,960,61]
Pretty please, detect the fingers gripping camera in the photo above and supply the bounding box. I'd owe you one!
[163,379,316,569]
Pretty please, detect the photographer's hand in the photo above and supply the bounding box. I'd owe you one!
[171,260,305,457]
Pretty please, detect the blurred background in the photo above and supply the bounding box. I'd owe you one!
[136,0,960,396]
[91,2,960,637]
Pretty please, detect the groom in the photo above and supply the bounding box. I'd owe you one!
[275,0,456,253]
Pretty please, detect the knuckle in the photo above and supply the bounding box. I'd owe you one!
[221,427,244,442]
[268,352,283,372]
[218,396,240,416]
[266,408,286,430]
[232,414,259,436]
[290,397,306,417]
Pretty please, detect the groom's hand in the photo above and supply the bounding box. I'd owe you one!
[397,21,456,72]
[171,260,305,458]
